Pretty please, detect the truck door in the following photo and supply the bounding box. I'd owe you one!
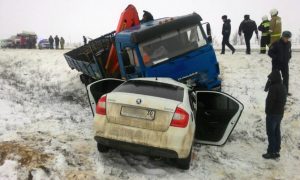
[194,91,243,146]
[87,79,124,116]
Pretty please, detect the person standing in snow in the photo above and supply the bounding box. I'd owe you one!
[49,35,54,49]
[238,15,258,54]
[269,9,282,45]
[263,70,287,159]
[60,37,65,49]
[221,15,235,54]
[258,15,271,54]
[83,36,87,45]
[268,31,292,95]
[54,35,60,49]
[140,10,154,24]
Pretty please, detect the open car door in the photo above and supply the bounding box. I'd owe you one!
[87,78,124,116]
[194,91,243,146]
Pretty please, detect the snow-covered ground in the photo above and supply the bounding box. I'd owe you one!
[0,48,299,179]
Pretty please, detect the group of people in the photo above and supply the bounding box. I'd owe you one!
[48,35,65,49]
[221,8,283,55]
[221,9,292,160]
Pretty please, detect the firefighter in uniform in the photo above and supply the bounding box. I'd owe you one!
[270,9,282,45]
[258,15,270,54]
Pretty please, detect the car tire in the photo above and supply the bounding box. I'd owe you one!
[177,147,192,170]
[97,143,109,153]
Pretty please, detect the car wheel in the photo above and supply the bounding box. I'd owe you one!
[177,147,192,170]
[97,143,109,153]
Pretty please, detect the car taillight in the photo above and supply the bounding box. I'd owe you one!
[96,95,107,115]
[170,107,189,128]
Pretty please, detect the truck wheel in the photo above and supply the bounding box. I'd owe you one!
[177,147,192,170]
[97,143,109,153]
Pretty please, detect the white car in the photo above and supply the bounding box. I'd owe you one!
[87,78,243,169]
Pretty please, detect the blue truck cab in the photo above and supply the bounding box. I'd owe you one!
[64,13,221,90]
[116,13,220,90]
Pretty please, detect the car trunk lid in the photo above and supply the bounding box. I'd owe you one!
[106,92,180,131]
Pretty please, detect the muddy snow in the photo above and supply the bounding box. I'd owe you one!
[0,49,299,179]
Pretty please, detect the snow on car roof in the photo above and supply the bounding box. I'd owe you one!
[129,77,188,89]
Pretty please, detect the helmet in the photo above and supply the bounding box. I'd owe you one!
[270,9,278,16]
[262,15,268,21]
[282,31,292,38]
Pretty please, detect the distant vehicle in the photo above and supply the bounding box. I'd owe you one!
[13,31,37,49]
[38,39,50,49]
[0,39,14,48]
[87,78,244,170]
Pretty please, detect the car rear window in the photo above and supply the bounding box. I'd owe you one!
[113,80,184,102]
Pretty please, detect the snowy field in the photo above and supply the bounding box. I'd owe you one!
[0,48,299,179]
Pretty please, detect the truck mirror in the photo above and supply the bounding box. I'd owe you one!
[121,50,130,66]
[121,50,135,74]
[125,65,135,74]
[206,23,212,43]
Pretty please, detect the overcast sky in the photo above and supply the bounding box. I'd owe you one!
[0,0,298,43]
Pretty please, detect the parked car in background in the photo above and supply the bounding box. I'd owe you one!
[0,39,15,48]
[38,39,50,49]
[87,78,244,170]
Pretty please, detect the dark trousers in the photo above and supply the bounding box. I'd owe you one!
[266,114,283,153]
[260,36,270,54]
[221,35,235,53]
[272,64,289,92]
[244,33,253,54]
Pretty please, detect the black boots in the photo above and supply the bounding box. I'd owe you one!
[220,49,235,54]
[262,153,280,159]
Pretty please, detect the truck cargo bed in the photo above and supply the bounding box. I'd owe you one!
[64,31,115,80]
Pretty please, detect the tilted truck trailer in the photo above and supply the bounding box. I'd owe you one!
[64,9,221,90]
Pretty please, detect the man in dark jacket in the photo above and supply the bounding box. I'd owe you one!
[258,15,270,54]
[239,15,258,54]
[221,15,235,54]
[54,35,60,49]
[83,36,87,45]
[263,70,287,159]
[49,35,54,49]
[140,10,153,24]
[268,31,292,94]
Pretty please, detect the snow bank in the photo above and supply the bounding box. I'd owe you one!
[0,160,18,179]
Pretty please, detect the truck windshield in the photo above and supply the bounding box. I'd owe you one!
[138,25,206,67]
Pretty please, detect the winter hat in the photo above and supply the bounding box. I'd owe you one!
[262,15,268,21]
[222,15,227,20]
[244,15,250,20]
[142,10,154,21]
[282,31,292,38]
[270,9,278,16]
[265,70,282,91]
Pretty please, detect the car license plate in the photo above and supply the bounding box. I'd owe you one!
[121,106,155,120]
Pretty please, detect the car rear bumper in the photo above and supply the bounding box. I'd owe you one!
[94,136,179,158]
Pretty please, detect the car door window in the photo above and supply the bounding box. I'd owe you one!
[194,91,243,146]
